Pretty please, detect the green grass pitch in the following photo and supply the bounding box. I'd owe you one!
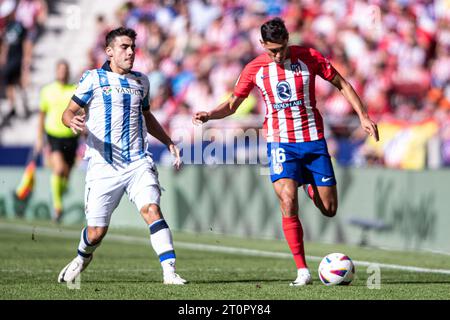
[1,219,450,300]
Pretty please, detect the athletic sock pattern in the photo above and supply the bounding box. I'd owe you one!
[282,215,307,269]
[77,227,100,261]
[149,219,176,274]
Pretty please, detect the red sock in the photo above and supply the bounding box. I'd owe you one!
[282,215,307,269]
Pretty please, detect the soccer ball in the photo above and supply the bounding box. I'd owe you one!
[318,253,355,286]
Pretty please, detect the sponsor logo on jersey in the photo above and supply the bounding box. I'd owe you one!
[273,99,303,111]
[276,81,292,101]
[114,87,143,96]
[102,86,112,95]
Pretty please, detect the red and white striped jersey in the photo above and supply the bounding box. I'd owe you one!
[234,46,337,143]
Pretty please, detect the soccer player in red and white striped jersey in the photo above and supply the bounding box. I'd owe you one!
[193,18,379,286]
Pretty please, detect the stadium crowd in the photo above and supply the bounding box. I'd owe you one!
[0,0,48,126]
[2,0,450,169]
[84,0,450,168]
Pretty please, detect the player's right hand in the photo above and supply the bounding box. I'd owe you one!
[192,111,210,125]
[70,114,86,135]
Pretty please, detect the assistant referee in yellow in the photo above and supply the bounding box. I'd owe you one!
[35,60,78,223]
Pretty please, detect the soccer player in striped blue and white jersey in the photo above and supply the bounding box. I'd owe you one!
[58,27,187,285]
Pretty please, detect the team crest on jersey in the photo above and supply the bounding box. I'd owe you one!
[272,162,283,175]
[290,63,302,76]
[276,81,292,101]
[102,86,112,95]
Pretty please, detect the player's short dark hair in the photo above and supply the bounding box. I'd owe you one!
[105,27,137,47]
[261,18,289,43]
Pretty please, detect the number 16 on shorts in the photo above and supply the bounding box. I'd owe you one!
[271,148,285,175]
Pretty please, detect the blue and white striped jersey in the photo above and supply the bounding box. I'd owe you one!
[72,61,150,165]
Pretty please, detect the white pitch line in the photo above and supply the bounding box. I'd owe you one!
[2,223,450,275]
[1,268,256,273]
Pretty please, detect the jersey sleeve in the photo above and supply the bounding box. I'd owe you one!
[310,48,337,81]
[72,70,94,108]
[233,64,256,98]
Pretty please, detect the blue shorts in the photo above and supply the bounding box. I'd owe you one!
[267,139,336,186]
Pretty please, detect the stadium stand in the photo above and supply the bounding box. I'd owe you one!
[0,0,123,159]
[1,0,450,169]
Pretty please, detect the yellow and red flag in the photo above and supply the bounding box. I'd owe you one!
[15,151,39,201]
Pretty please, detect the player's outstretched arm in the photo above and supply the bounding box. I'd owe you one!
[192,94,245,125]
[143,110,182,170]
[62,100,85,135]
[330,72,379,142]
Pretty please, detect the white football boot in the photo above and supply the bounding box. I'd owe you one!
[163,273,188,285]
[58,255,92,283]
[290,268,313,286]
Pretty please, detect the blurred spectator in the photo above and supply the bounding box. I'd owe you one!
[71,0,450,167]
[0,0,31,128]
[15,0,48,86]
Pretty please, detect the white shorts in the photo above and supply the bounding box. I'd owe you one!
[84,156,161,227]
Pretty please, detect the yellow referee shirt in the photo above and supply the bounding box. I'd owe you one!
[39,82,77,138]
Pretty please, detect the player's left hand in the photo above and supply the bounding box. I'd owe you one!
[169,143,183,171]
[69,114,86,135]
[360,116,379,142]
